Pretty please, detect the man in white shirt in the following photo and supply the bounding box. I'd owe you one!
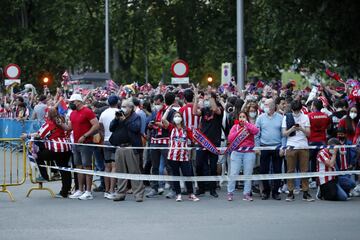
[282,100,314,202]
[99,95,119,199]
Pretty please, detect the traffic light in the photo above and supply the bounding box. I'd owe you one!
[207,74,213,83]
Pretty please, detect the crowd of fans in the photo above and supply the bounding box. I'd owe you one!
[5,75,360,202]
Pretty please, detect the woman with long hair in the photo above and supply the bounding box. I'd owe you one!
[227,111,259,201]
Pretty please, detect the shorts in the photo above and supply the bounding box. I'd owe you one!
[103,141,116,163]
[73,145,94,167]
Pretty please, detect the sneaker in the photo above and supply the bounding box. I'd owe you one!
[78,191,94,200]
[51,173,61,181]
[69,190,84,199]
[35,176,47,182]
[145,189,158,198]
[302,191,314,202]
[316,186,322,200]
[281,184,289,194]
[243,194,253,201]
[175,194,182,202]
[309,181,317,189]
[104,192,117,200]
[166,190,176,199]
[286,192,295,202]
[350,189,360,197]
[189,194,200,202]
[158,188,165,195]
[354,184,360,193]
[227,192,234,201]
[55,192,67,198]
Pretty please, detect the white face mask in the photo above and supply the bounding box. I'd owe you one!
[173,116,182,124]
[249,112,257,118]
[263,107,270,114]
[350,112,357,119]
[121,107,128,114]
[203,100,211,108]
[154,104,163,111]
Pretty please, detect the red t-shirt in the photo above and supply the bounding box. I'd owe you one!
[70,107,96,143]
[308,111,330,143]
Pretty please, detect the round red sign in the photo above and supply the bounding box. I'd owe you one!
[4,64,21,79]
[171,59,189,78]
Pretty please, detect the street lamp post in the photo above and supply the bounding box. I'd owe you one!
[105,0,110,73]
[237,0,245,90]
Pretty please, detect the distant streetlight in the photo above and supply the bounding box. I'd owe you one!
[105,0,110,73]
[207,75,213,83]
[43,77,49,84]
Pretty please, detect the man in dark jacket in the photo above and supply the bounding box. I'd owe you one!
[109,99,144,202]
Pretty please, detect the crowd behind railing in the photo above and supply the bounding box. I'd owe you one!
[3,74,360,202]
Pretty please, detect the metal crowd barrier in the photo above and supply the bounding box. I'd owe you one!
[0,138,26,201]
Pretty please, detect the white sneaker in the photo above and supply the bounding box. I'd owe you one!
[354,184,360,193]
[79,191,94,200]
[281,184,289,194]
[294,189,300,195]
[104,192,115,199]
[158,188,165,195]
[350,189,360,197]
[309,181,317,189]
[175,194,182,202]
[69,190,84,199]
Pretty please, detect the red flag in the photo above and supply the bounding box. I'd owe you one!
[325,69,345,84]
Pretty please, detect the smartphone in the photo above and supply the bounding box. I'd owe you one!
[294,124,300,127]
[149,120,155,124]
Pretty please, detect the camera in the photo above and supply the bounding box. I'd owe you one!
[115,110,125,117]
[225,105,234,114]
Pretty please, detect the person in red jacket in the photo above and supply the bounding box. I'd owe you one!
[227,111,259,201]
[308,99,330,187]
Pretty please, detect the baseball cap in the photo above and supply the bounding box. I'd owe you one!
[69,94,83,102]
[107,95,119,106]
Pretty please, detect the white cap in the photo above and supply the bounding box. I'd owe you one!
[69,94,83,102]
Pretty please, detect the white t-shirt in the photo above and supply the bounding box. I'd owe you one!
[99,107,119,141]
[282,113,310,147]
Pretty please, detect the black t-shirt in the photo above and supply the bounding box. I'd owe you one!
[200,107,223,146]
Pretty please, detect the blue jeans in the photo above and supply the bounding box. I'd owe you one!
[336,184,348,201]
[338,175,356,194]
[93,146,105,187]
[227,151,256,195]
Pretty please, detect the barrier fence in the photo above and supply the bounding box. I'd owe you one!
[0,138,26,201]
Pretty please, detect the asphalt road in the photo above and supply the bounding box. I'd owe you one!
[1,180,359,240]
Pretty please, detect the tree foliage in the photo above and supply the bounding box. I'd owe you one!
[0,0,359,89]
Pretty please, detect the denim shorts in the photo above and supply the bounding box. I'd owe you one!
[103,141,115,163]
[73,145,94,167]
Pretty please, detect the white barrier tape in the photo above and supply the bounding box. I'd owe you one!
[30,139,360,151]
[40,165,360,182]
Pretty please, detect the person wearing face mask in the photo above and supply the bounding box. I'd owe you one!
[245,104,258,124]
[227,111,259,201]
[255,98,284,200]
[193,91,223,198]
[282,100,314,202]
[328,99,347,138]
[59,94,100,200]
[21,108,72,198]
[161,110,200,202]
[338,105,359,143]
[109,99,144,202]
[316,138,348,201]
[146,93,177,198]
[307,99,331,188]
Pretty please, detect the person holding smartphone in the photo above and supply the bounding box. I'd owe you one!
[282,100,314,202]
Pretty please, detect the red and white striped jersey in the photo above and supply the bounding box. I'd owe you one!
[317,149,336,185]
[179,103,200,130]
[37,120,71,152]
[167,127,190,161]
[339,147,348,170]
